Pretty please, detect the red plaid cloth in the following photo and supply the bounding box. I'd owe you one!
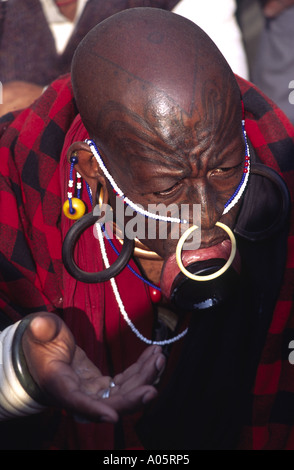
[0,74,294,449]
[0,74,154,449]
[236,77,294,449]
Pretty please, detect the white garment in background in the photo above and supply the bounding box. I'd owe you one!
[172,0,249,79]
[39,0,88,53]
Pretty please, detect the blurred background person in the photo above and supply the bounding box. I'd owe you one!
[173,0,249,79]
[0,0,177,115]
[238,0,294,124]
[0,0,249,116]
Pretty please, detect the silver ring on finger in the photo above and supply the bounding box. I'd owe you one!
[102,388,110,399]
[101,379,116,399]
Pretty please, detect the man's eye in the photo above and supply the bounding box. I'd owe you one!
[153,181,181,196]
[211,167,232,174]
[210,163,242,177]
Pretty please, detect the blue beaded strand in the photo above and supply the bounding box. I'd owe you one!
[68,159,76,215]
[102,225,161,291]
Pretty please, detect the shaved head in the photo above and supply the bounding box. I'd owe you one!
[72,7,241,148]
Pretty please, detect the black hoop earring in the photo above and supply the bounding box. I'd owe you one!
[62,212,134,283]
[234,163,291,241]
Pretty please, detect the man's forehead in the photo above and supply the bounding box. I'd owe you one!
[101,90,242,174]
[90,36,201,118]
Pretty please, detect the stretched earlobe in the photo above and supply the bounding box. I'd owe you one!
[62,212,134,283]
[234,163,291,241]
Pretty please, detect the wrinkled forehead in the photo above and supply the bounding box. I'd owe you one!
[96,83,242,185]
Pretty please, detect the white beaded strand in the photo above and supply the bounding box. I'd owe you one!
[95,221,188,346]
[86,139,187,225]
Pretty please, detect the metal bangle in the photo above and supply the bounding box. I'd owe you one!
[11,318,48,406]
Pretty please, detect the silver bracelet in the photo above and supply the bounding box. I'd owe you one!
[0,320,46,421]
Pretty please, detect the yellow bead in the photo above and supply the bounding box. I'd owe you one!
[63,198,86,220]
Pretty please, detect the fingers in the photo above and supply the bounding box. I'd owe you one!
[28,315,60,343]
[100,382,159,415]
[137,345,166,373]
[96,345,166,415]
[38,365,120,423]
[48,373,157,423]
[23,312,63,344]
[113,345,166,388]
[136,344,163,363]
[62,388,120,423]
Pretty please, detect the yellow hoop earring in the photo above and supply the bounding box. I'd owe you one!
[176,222,237,282]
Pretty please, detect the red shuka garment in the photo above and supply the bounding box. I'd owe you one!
[0,74,294,449]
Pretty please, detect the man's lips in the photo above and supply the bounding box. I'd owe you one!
[160,239,241,300]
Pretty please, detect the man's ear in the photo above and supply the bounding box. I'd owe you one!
[67,141,108,204]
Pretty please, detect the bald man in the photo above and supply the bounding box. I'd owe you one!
[0,8,294,450]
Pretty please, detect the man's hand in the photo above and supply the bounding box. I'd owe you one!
[0,81,44,117]
[22,313,166,423]
[261,0,294,17]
